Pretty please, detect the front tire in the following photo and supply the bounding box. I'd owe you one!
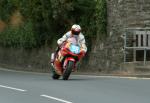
[63,61,74,80]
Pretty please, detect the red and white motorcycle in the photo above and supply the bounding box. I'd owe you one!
[51,37,85,80]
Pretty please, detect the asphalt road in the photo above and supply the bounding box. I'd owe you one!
[0,69,150,103]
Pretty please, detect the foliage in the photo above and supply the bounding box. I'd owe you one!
[18,0,54,45]
[0,0,107,48]
[95,0,107,39]
[0,21,36,48]
[0,0,15,22]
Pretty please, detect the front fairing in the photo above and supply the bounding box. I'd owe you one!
[69,44,80,54]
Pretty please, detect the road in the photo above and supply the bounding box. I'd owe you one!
[0,69,150,103]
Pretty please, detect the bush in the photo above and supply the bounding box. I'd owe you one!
[0,0,107,49]
[0,21,36,48]
[0,0,16,22]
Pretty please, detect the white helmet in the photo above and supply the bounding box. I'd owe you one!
[71,24,81,35]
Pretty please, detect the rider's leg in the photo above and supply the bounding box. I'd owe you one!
[51,47,60,63]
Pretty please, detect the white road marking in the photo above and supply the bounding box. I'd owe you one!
[41,94,73,103]
[74,75,150,80]
[0,85,27,92]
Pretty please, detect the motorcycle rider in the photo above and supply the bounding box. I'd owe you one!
[51,24,87,63]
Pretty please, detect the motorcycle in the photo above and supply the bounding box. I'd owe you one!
[51,37,85,80]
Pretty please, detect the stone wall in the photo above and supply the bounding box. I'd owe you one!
[0,47,51,72]
[87,0,150,73]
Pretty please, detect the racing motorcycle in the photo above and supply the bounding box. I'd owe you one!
[51,37,85,80]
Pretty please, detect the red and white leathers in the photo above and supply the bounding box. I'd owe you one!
[57,31,87,53]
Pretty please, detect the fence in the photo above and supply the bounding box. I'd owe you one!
[124,28,150,65]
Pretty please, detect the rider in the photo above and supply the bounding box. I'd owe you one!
[58,24,87,52]
[51,24,87,63]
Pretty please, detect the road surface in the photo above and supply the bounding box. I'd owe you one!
[0,69,150,103]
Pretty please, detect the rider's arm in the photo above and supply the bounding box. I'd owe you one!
[57,31,71,46]
[79,33,87,53]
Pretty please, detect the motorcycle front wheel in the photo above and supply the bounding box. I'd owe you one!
[63,61,74,80]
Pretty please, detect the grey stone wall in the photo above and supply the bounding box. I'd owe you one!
[87,0,150,72]
[0,47,50,72]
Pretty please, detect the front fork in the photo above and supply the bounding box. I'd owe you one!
[63,57,76,71]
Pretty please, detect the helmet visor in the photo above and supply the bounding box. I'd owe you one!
[72,30,80,35]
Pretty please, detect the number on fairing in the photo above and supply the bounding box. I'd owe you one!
[70,44,80,54]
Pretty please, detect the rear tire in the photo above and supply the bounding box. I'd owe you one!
[63,61,74,80]
[52,72,60,79]
[51,67,60,80]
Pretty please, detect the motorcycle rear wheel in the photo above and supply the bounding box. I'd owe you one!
[63,61,74,80]
[52,72,60,79]
[51,67,60,79]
